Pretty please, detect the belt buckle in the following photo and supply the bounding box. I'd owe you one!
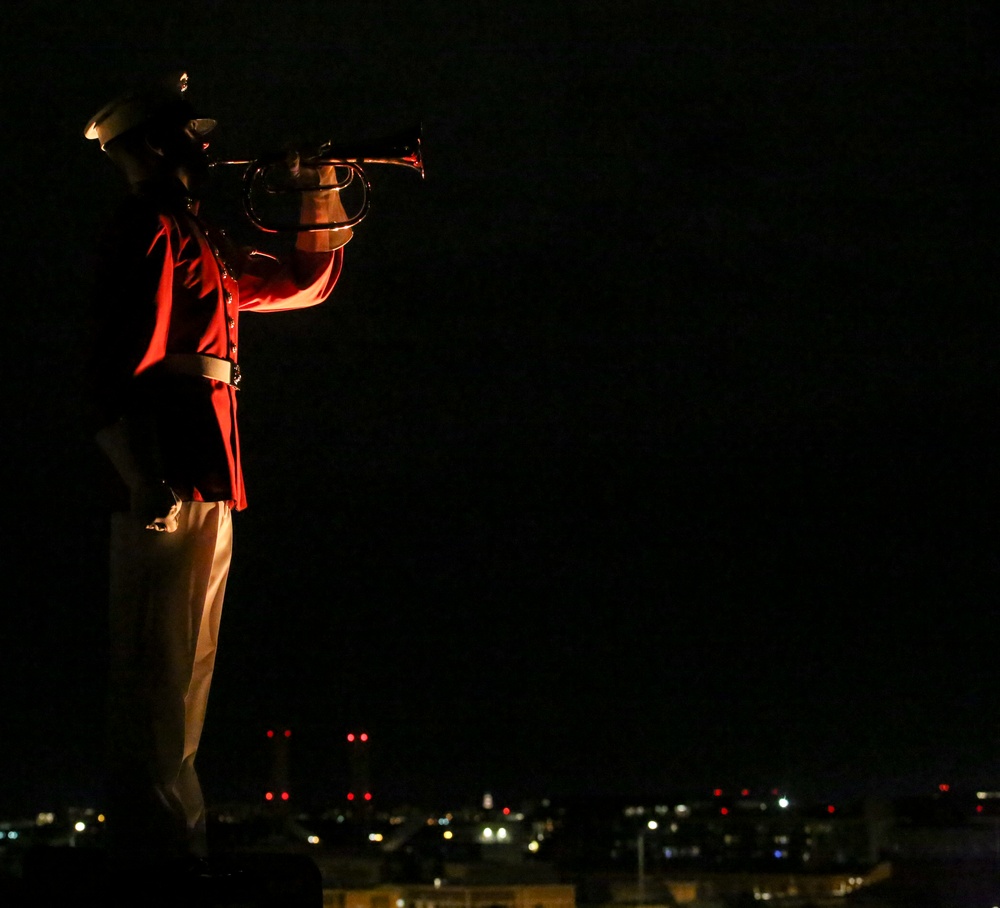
[233,363,242,388]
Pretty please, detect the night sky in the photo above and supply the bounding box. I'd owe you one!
[0,2,996,816]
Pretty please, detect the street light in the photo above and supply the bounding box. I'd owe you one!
[638,819,658,904]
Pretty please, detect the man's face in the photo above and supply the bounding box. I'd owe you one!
[175,120,212,191]
[149,117,212,193]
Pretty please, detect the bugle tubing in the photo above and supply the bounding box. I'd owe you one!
[211,125,424,233]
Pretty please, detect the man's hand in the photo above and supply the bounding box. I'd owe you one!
[131,480,182,533]
[283,151,338,189]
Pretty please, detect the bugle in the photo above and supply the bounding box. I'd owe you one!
[211,125,424,233]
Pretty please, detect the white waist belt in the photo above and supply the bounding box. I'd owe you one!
[161,353,241,388]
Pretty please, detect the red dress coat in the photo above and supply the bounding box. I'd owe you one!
[91,179,344,510]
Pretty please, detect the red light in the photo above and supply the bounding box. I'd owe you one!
[284,729,292,738]
[939,783,950,792]
[827,805,836,814]
[741,789,750,797]
[364,792,372,801]
[347,733,355,742]
[265,792,274,801]
[502,807,510,815]
[720,807,729,816]
[977,805,984,814]
[771,788,779,795]
[281,792,289,801]
[713,789,723,797]
[267,730,274,738]
[347,793,355,801]
[360,733,369,742]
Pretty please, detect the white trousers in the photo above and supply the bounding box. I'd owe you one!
[106,500,233,864]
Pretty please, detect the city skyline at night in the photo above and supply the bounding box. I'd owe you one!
[0,2,994,830]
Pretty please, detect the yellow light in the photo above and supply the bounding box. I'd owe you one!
[369,833,384,842]
[443,830,453,840]
[97,814,106,823]
[308,835,321,844]
[528,841,540,853]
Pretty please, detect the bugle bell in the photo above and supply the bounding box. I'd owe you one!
[211,125,424,233]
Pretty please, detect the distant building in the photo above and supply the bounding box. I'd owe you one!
[324,884,575,908]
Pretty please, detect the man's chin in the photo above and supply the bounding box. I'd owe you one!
[184,164,211,199]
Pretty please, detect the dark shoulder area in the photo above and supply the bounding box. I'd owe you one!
[97,194,169,259]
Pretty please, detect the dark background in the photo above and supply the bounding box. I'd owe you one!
[0,2,996,815]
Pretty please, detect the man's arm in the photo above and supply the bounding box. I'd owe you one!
[90,205,183,531]
[95,417,182,531]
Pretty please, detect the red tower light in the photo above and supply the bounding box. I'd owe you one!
[364,792,372,801]
[267,730,274,738]
[281,791,289,801]
[741,789,750,797]
[347,733,355,742]
[360,733,369,742]
[265,792,274,801]
[713,789,723,797]
[284,729,292,738]
[720,807,729,816]
[827,805,836,814]
[939,783,950,792]
[502,807,510,815]
[347,792,355,801]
